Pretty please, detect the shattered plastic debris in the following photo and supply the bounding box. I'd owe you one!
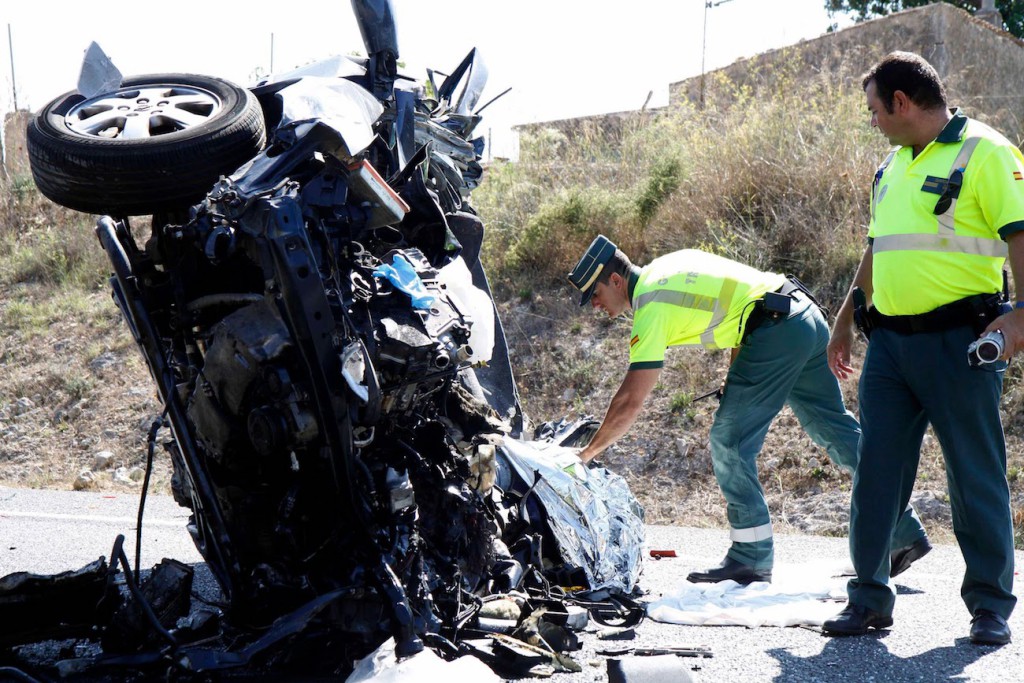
[489,632,583,675]
[597,626,637,641]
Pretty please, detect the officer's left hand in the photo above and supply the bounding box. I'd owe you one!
[983,308,1024,360]
[827,325,856,380]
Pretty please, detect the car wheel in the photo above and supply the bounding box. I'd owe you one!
[27,73,267,216]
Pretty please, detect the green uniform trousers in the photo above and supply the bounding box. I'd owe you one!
[847,325,1016,619]
[710,295,927,570]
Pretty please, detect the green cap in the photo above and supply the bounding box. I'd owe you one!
[567,235,618,306]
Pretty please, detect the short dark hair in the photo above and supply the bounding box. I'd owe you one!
[597,248,634,285]
[862,51,947,113]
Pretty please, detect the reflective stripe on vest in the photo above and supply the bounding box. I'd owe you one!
[729,522,773,543]
[701,278,738,348]
[634,289,716,312]
[634,278,740,350]
[872,232,1008,258]
[936,136,982,235]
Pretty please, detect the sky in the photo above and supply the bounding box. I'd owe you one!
[1,1,851,159]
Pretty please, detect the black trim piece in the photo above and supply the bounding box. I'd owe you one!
[998,220,1024,240]
[936,109,968,143]
[628,360,664,371]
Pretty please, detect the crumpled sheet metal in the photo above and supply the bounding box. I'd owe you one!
[259,54,368,85]
[276,76,384,156]
[499,439,645,594]
[76,41,123,98]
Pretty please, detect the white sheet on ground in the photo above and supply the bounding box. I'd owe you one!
[345,637,500,682]
[647,558,852,628]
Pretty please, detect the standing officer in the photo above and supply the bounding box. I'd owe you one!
[567,236,928,585]
[824,51,1023,645]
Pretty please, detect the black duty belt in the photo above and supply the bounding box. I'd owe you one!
[869,293,1003,335]
[741,278,803,343]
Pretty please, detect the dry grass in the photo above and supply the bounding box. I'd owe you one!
[0,280,170,492]
[1,112,170,493]
[2,114,108,290]
[476,50,882,307]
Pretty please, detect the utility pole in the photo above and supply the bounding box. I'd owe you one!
[7,24,16,111]
[976,0,1003,28]
[700,0,736,109]
[270,32,275,74]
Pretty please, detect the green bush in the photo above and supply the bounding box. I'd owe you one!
[505,187,632,275]
[635,157,683,226]
[475,48,888,308]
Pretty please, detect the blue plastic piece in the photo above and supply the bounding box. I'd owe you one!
[373,254,436,309]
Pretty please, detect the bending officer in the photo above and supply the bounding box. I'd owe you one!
[567,236,928,585]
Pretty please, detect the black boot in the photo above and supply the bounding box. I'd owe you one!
[822,603,893,635]
[686,556,771,585]
[889,536,932,577]
[970,610,1011,645]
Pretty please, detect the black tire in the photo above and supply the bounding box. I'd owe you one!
[27,73,266,216]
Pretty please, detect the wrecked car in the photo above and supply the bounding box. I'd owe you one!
[7,0,644,679]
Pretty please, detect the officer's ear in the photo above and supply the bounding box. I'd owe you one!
[891,89,911,115]
[607,272,624,290]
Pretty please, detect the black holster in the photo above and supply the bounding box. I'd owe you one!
[852,287,874,340]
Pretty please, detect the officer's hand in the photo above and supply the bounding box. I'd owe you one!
[827,326,855,380]
[983,308,1024,360]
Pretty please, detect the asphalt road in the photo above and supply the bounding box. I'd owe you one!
[1,486,1021,682]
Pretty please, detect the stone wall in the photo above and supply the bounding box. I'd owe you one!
[669,3,1024,142]
[511,107,665,151]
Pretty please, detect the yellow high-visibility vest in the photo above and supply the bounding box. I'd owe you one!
[869,111,1024,316]
[628,250,785,368]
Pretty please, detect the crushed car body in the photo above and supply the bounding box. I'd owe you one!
[6,1,645,679]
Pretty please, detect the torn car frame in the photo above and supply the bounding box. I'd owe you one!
[9,1,644,679]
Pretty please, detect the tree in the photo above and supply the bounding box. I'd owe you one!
[825,1,1024,39]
